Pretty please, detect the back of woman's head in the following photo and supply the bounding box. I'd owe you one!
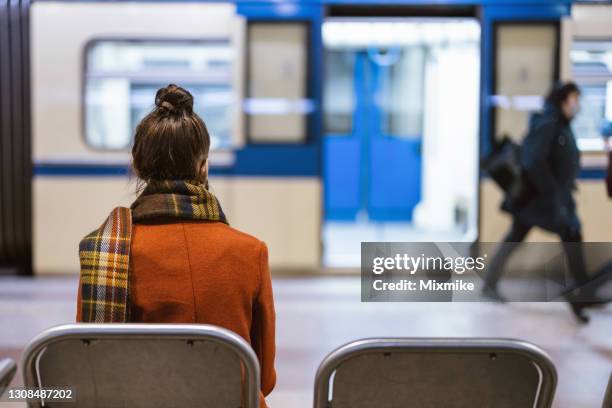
[132,84,210,182]
[545,81,581,110]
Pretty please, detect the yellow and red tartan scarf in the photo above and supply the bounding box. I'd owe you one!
[78,180,227,322]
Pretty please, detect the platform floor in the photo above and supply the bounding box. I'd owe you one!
[0,275,611,408]
[323,221,466,267]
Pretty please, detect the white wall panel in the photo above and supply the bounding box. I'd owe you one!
[33,178,135,274]
[31,2,242,164]
[34,176,321,274]
[221,178,321,270]
[494,25,557,143]
[247,23,308,142]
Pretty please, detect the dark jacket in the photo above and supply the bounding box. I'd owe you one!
[513,104,581,233]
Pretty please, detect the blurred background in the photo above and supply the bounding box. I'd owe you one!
[1,1,612,407]
[0,1,610,274]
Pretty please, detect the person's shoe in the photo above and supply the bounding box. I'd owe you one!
[563,289,609,309]
[567,302,590,324]
[482,286,507,303]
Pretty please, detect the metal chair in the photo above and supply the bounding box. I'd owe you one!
[603,371,612,408]
[0,358,16,397]
[22,324,260,408]
[314,338,557,408]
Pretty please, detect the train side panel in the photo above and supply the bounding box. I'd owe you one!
[31,2,321,274]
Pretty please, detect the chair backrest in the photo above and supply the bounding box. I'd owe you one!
[603,371,612,408]
[22,324,260,408]
[0,358,16,397]
[314,338,557,408]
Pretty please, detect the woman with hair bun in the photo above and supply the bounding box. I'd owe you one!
[76,84,276,407]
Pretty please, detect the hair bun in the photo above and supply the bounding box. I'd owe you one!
[155,84,194,114]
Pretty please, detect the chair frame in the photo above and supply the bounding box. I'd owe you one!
[313,338,557,408]
[603,371,612,408]
[21,324,260,408]
[0,357,17,397]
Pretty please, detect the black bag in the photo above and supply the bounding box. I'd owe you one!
[482,136,529,210]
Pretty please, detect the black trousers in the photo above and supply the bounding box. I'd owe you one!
[484,219,590,293]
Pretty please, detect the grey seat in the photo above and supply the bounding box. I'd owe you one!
[314,338,557,408]
[0,358,16,397]
[22,324,260,408]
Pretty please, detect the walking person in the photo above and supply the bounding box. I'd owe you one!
[483,82,606,322]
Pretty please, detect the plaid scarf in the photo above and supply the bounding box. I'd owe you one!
[78,180,227,322]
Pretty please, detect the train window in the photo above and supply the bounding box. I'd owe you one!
[378,47,425,137]
[246,23,310,143]
[492,24,558,143]
[324,50,355,134]
[571,40,612,151]
[84,40,234,150]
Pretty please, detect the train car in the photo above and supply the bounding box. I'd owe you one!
[480,3,612,244]
[0,0,609,275]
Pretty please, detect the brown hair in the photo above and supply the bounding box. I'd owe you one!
[132,84,210,182]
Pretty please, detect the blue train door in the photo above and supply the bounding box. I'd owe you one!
[324,49,422,221]
[322,18,481,266]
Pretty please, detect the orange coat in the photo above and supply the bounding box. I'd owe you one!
[77,219,276,408]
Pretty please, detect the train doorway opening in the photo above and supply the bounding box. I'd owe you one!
[322,16,481,267]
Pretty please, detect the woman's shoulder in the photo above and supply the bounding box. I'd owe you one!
[182,221,266,252]
[79,207,131,251]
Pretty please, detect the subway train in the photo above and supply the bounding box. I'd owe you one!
[1,0,611,275]
[2,2,612,407]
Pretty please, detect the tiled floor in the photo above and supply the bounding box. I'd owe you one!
[1,275,611,407]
